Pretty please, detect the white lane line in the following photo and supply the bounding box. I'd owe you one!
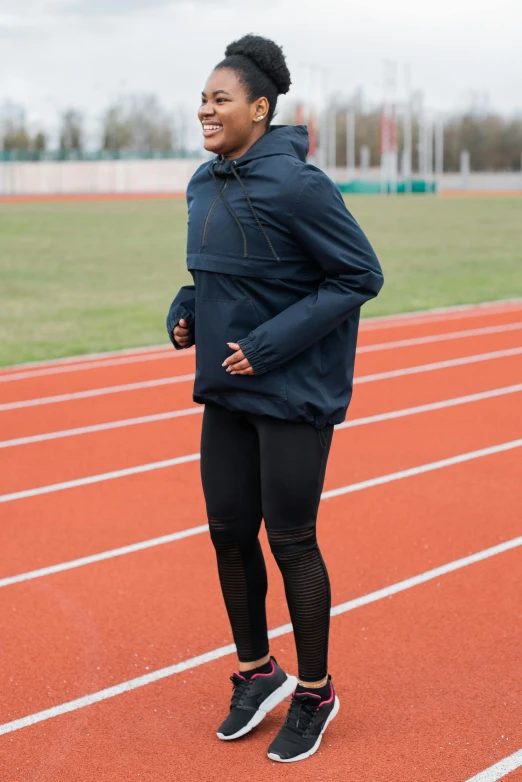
[2,346,522,413]
[360,298,522,331]
[0,343,173,372]
[0,407,205,448]
[464,750,522,781]
[0,349,194,383]
[355,347,522,384]
[336,383,522,431]
[2,322,520,384]
[1,534,520,736]
[0,525,211,589]
[0,373,196,412]
[321,439,522,500]
[1,437,521,579]
[2,298,519,374]
[357,322,522,353]
[2,406,521,505]
[2,383,521,450]
[0,452,202,504]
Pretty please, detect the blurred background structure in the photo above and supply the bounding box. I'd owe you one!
[2,84,522,195]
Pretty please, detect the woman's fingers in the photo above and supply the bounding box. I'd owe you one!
[223,352,255,375]
[223,345,244,366]
[174,319,190,339]
[226,358,251,372]
[173,319,191,347]
[222,345,255,375]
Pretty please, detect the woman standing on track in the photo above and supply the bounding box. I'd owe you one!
[166,34,383,763]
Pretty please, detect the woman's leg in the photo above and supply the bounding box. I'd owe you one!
[200,403,269,666]
[254,415,334,685]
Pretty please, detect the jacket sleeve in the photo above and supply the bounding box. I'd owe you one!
[166,285,196,350]
[237,171,384,374]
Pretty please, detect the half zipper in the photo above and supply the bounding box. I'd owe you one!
[209,166,249,259]
[201,179,228,248]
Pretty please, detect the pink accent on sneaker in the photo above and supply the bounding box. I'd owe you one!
[250,659,275,679]
[295,690,321,699]
[233,672,247,681]
[317,682,335,708]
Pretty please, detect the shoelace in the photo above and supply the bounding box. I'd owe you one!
[283,695,318,735]
[229,673,252,710]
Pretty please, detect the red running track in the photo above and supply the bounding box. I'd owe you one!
[1,301,521,782]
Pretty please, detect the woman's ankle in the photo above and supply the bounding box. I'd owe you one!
[297,675,328,689]
[238,653,271,673]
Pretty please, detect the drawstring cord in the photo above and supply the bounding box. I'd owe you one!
[231,164,281,263]
[209,163,248,259]
[207,159,281,264]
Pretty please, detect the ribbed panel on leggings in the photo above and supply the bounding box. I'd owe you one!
[268,527,331,682]
[209,518,268,662]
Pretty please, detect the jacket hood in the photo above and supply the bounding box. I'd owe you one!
[213,125,309,175]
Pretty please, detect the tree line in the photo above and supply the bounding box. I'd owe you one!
[0,95,177,157]
[330,109,522,172]
[1,93,521,171]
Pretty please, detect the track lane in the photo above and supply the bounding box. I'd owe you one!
[0,437,520,719]
[1,321,521,408]
[1,388,521,575]
[359,300,522,331]
[1,303,520,386]
[0,530,520,781]
[2,351,521,443]
[2,348,522,492]
[0,304,522,782]
[1,381,521,501]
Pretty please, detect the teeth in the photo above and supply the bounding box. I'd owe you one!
[203,125,222,130]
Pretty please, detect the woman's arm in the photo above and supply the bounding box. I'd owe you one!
[237,171,384,375]
[166,285,196,350]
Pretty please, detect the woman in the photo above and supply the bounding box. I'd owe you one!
[166,34,383,763]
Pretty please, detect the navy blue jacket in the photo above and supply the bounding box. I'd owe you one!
[166,125,383,429]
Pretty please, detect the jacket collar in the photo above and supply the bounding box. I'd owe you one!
[212,125,309,176]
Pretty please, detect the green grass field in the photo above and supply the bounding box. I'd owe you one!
[1,196,521,366]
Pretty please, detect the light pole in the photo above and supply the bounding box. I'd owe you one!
[299,62,331,169]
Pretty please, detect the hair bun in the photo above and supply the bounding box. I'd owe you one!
[225,34,291,95]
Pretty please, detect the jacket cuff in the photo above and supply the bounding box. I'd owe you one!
[237,336,268,375]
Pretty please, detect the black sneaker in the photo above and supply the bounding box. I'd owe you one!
[267,677,340,762]
[217,657,297,741]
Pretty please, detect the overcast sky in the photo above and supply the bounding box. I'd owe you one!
[1,0,521,144]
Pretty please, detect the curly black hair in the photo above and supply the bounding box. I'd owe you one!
[214,34,292,125]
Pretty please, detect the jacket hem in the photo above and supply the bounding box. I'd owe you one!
[194,392,348,429]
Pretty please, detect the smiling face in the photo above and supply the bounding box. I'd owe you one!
[198,68,269,160]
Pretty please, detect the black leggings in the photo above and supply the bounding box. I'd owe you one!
[200,402,334,682]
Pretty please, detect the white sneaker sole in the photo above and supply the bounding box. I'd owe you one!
[217,675,298,741]
[267,695,340,763]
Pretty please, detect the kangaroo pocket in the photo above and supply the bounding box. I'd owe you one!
[194,297,287,400]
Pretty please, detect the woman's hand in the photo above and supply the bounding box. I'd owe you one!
[173,319,191,348]
[223,342,255,375]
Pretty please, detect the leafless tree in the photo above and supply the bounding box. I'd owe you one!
[59,109,84,152]
[102,93,174,153]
